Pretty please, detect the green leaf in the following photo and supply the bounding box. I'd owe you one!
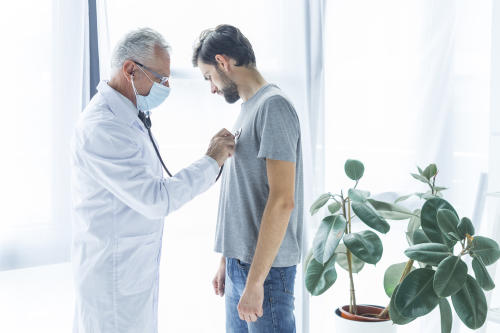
[421,198,458,245]
[411,229,431,245]
[310,193,331,215]
[416,191,435,200]
[457,217,474,239]
[395,193,414,203]
[446,232,462,242]
[406,213,422,246]
[312,215,346,264]
[439,298,452,333]
[471,236,500,265]
[433,255,468,297]
[404,243,452,265]
[423,164,438,180]
[302,248,314,274]
[328,202,342,214]
[472,257,495,291]
[384,262,415,297]
[348,188,370,202]
[437,209,460,241]
[435,186,448,192]
[305,256,337,296]
[367,199,416,220]
[351,202,390,234]
[417,166,424,175]
[451,275,487,329]
[395,268,440,318]
[344,159,365,181]
[389,284,416,324]
[344,230,383,265]
[407,212,421,236]
[411,173,430,184]
[334,243,365,273]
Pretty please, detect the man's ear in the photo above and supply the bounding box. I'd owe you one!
[215,54,231,72]
[122,60,136,82]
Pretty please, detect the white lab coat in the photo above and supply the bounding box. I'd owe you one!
[70,81,219,333]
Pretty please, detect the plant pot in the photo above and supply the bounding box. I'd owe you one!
[333,305,396,333]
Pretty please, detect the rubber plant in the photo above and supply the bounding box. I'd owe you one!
[380,163,500,331]
[304,159,416,319]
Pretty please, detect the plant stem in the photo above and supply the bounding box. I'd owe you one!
[346,249,357,314]
[347,198,352,234]
[378,259,415,319]
[345,198,357,314]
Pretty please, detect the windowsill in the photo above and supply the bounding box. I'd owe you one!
[0,224,70,271]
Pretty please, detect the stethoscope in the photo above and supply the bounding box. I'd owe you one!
[138,110,241,182]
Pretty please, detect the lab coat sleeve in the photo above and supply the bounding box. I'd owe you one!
[74,121,220,219]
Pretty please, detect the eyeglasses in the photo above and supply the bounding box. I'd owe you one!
[133,61,170,85]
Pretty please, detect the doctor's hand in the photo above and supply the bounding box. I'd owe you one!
[212,256,226,297]
[237,282,264,323]
[206,129,235,167]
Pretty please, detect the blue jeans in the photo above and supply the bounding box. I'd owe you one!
[225,258,296,333]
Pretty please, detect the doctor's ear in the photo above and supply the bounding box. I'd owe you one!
[122,60,136,81]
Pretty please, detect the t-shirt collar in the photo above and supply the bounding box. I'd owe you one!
[242,83,277,108]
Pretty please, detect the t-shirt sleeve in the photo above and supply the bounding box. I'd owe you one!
[256,96,300,162]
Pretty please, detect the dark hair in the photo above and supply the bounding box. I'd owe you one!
[192,24,256,68]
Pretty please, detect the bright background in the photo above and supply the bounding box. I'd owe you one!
[1,0,499,332]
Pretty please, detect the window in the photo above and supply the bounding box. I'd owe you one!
[0,1,53,230]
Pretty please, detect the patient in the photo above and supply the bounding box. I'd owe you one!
[192,24,304,333]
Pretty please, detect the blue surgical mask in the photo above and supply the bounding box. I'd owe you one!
[131,72,170,112]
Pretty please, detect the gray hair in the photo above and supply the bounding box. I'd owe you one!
[111,27,171,73]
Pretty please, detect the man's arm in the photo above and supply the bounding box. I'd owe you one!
[75,123,234,219]
[237,158,296,322]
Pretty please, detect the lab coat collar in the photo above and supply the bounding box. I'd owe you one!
[97,80,139,127]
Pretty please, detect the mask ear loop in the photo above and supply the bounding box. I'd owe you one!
[130,72,139,95]
[130,71,150,114]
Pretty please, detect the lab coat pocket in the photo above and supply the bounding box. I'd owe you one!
[116,233,160,295]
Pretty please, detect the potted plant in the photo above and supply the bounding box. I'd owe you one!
[379,164,500,332]
[305,159,416,331]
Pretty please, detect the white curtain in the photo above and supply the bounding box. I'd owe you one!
[483,0,500,331]
[0,0,90,331]
[0,0,89,270]
[50,0,91,260]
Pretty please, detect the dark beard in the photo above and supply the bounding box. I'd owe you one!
[217,68,240,104]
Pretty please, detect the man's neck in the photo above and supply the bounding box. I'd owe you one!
[236,68,268,102]
[108,76,137,107]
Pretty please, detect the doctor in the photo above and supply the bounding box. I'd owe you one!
[70,28,235,333]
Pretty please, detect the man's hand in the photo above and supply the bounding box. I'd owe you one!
[206,129,235,167]
[212,256,226,297]
[237,282,264,322]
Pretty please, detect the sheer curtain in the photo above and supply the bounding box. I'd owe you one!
[0,0,89,270]
[0,0,91,331]
[311,0,493,332]
[96,1,322,332]
[484,0,500,331]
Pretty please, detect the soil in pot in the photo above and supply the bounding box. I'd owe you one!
[337,304,389,322]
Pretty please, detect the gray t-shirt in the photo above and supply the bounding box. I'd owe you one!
[214,84,304,267]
